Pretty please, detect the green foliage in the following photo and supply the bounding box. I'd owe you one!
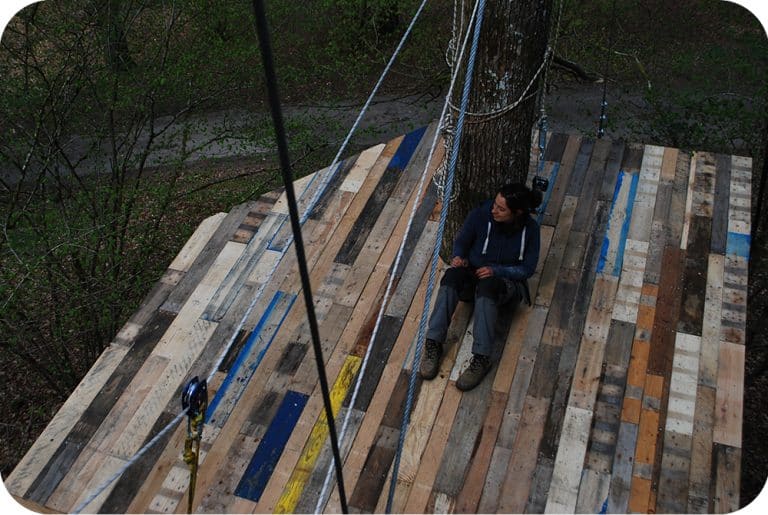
[555,0,766,159]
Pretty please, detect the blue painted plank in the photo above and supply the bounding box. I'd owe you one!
[387,125,427,171]
[613,172,639,277]
[596,170,639,276]
[726,231,751,259]
[234,390,309,502]
[207,291,297,426]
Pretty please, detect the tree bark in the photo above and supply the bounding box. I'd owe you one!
[442,0,553,257]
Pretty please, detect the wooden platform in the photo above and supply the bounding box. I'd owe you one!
[4,125,752,513]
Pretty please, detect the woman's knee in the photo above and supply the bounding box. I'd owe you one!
[475,277,504,299]
[441,267,468,288]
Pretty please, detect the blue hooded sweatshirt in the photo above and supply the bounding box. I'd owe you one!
[452,199,541,281]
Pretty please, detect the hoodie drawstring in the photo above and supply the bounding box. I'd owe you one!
[483,221,526,260]
[482,221,491,255]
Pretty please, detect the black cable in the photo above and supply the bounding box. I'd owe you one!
[250,1,349,512]
[598,0,617,139]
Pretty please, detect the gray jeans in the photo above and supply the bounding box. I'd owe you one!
[426,267,524,357]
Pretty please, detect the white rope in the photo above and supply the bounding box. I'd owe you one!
[70,1,432,511]
[313,0,482,511]
[447,45,552,123]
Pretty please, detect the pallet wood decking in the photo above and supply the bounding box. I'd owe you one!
[5,127,751,514]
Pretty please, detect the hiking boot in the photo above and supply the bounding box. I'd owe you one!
[456,354,492,391]
[419,339,443,380]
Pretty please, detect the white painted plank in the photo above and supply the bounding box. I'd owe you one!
[665,333,701,436]
[341,144,385,192]
[545,405,592,513]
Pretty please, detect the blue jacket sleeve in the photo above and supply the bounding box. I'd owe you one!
[491,220,541,280]
[452,207,480,258]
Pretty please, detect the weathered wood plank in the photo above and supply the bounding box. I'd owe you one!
[525,455,554,513]
[656,333,701,512]
[430,374,495,503]
[569,276,620,411]
[340,144,386,193]
[599,139,626,202]
[629,373,664,513]
[453,390,507,513]
[628,144,663,244]
[608,420,639,512]
[170,214,228,272]
[232,192,278,244]
[621,142,644,172]
[713,443,741,513]
[710,154,731,254]
[535,195,577,308]
[728,155,752,237]
[699,253,725,392]
[542,134,582,227]
[565,138,594,197]
[543,132,569,162]
[713,341,744,448]
[648,246,685,375]
[721,255,748,345]
[402,386,462,514]
[665,333,701,436]
[497,395,549,513]
[576,468,611,513]
[680,152,698,249]
[678,215,712,336]
[667,149,691,249]
[583,320,633,479]
[571,138,611,232]
[687,385,715,513]
[612,239,649,323]
[544,405,592,513]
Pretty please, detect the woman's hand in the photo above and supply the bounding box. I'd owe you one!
[475,266,494,279]
[450,256,469,267]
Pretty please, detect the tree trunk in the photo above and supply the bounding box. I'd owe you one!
[441,0,553,257]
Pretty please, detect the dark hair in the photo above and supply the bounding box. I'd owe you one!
[497,182,543,213]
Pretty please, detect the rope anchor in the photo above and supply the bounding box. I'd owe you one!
[181,376,208,514]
